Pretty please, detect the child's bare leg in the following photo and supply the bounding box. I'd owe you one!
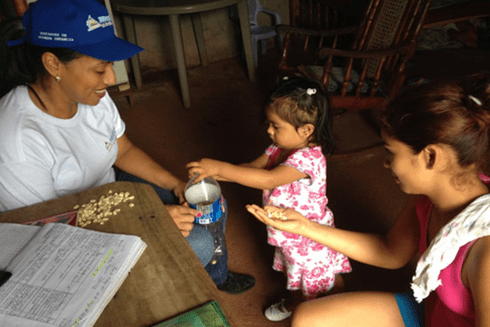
[329,273,345,295]
[291,291,405,327]
[284,290,305,311]
[286,274,346,311]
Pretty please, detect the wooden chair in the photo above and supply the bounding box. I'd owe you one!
[423,1,490,30]
[277,0,432,112]
[289,0,365,30]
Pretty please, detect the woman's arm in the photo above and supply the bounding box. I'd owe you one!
[463,236,490,327]
[115,134,186,202]
[115,134,202,237]
[246,195,421,269]
[186,155,308,190]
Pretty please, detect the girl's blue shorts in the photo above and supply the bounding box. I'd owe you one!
[394,291,425,327]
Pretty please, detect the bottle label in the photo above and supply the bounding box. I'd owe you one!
[190,196,225,224]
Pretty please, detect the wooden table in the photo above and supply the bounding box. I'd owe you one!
[111,0,256,108]
[0,181,235,327]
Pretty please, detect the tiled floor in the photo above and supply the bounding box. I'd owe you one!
[112,48,490,326]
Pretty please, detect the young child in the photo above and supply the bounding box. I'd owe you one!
[186,76,351,321]
[246,72,490,327]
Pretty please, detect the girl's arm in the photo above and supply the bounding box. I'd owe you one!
[246,195,421,269]
[115,134,186,202]
[208,153,270,182]
[240,153,269,169]
[463,236,490,327]
[186,154,307,190]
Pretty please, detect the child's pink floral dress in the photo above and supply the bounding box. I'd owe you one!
[263,144,351,298]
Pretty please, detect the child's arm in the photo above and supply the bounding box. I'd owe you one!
[186,155,308,190]
[246,195,421,269]
[239,153,269,169]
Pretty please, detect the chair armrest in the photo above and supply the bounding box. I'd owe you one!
[423,1,490,29]
[276,24,358,37]
[318,44,411,59]
[260,8,282,25]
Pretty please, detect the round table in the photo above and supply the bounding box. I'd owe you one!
[111,0,256,108]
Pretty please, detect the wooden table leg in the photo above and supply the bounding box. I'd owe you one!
[169,14,191,108]
[192,14,209,66]
[237,0,255,82]
[122,14,143,89]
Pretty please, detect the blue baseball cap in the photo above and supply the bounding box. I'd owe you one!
[7,0,143,62]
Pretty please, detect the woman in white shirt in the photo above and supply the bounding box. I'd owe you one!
[0,0,255,294]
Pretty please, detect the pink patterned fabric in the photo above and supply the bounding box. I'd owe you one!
[263,144,351,297]
[416,196,476,327]
[478,172,490,183]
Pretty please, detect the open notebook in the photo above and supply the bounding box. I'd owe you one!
[0,222,146,327]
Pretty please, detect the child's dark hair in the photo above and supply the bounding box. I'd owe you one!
[266,75,335,155]
[382,71,490,175]
[0,17,82,98]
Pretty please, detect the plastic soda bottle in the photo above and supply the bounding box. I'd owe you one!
[184,174,227,264]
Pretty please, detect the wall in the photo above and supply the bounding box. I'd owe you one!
[112,0,289,73]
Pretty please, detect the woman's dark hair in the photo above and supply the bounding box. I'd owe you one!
[382,71,490,174]
[0,17,82,98]
[266,75,336,156]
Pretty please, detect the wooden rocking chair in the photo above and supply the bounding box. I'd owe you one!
[277,0,432,159]
[279,0,432,110]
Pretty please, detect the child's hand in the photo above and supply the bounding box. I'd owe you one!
[246,204,308,234]
[186,158,222,183]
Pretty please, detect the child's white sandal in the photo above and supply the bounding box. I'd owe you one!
[264,298,292,321]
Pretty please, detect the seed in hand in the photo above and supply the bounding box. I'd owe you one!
[267,210,287,220]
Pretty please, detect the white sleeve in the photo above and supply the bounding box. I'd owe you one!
[105,94,126,138]
[0,161,57,212]
[0,122,60,212]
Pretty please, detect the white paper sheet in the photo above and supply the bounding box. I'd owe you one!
[0,224,40,270]
[0,223,146,327]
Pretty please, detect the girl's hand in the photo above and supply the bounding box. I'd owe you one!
[186,158,222,183]
[246,204,309,234]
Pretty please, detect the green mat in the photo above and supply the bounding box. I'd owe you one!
[152,301,230,327]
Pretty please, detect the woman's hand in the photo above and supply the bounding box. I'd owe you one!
[172,180,187,204]
[246,204,309,235]
[186,158,223,183]
[166,203,201,237]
